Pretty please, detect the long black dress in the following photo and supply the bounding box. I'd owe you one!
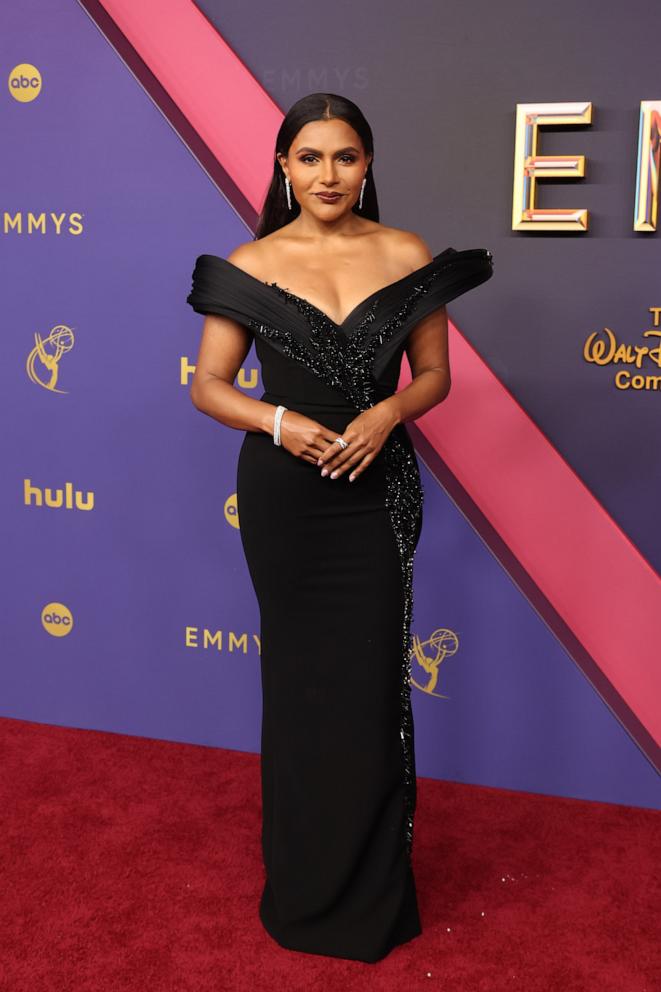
[186,246,493,962]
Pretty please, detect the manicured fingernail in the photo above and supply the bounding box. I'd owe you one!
[317,458,322,465]
[330,471,338,479]
[349,474,355,482]
[321,468,328,477]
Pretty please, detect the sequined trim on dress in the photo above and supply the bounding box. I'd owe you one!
[247,262,454,859]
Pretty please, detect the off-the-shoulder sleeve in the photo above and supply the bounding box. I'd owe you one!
[186,254,255,330]
[410,247,493,325]
[369,247,493,379]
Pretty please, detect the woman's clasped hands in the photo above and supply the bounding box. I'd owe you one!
[277,401,399,483]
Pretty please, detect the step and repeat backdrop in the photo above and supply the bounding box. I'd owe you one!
[2,0,659,808]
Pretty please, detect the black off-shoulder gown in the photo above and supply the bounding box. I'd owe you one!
[187,246,493,962]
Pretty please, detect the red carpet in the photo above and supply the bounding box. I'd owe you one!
[0,716,658,991]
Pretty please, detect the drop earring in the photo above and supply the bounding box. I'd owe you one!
[358,176,366,210]
[285,176,292,210]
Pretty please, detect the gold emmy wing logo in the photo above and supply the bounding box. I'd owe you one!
[224,492,239,529]
[410,628,459,698]
[26,323,75,393]
[41,602,73,637]
[8,63,42,102]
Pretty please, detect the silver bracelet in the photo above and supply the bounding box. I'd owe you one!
[273,404,288,446]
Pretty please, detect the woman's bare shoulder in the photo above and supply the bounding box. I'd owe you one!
[227,229,295,281]
[382,225,434,268]
[366,224,434,281]
[226,224,433,280]
[226,239,268,280]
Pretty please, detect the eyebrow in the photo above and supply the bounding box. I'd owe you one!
[294,146,361,155]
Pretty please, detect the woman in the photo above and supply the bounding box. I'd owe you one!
[186,92,493,963]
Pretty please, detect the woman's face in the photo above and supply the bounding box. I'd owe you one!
[277,117,372,218]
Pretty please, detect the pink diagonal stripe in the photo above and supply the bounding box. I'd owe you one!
[97,0,282,206]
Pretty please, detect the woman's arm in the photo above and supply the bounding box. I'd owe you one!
[380,302,451,427]
[190,313,277,435]
[190,313,344,463]
[375,232,451,426]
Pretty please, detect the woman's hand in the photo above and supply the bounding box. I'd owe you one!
[316,399,400,482]
[278,409,347,465]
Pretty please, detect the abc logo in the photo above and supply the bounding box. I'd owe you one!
[8,64,42,103]
[224,492,240,529]
[41,602,74,637]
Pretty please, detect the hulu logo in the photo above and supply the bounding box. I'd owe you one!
[23,479,94,511]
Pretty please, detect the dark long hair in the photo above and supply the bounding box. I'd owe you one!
[254,92,379,240]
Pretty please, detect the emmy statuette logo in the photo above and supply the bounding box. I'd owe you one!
[410,628,460,698]
[26,323,75,393]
